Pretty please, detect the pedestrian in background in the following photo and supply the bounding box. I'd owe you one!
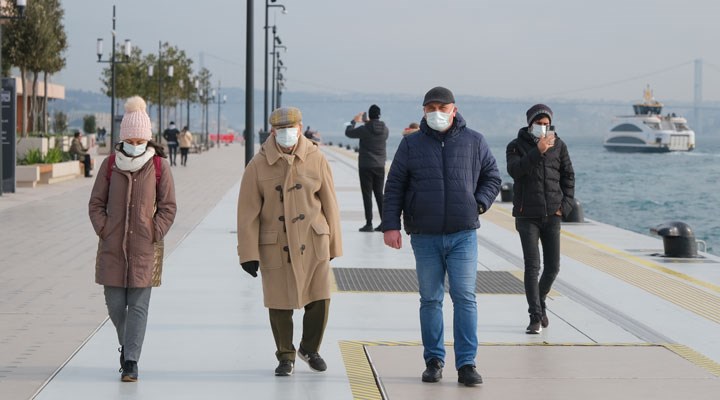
[88,96,177,382]
[178,125,193,166]
[163,121,180,166]
[70,130,93,178]
[237,106,342,377]
[345,104,389,232]
[382,87,501,386]
[506,104,575,334]
[402,122,420,136]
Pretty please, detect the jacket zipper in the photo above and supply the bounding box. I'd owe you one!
[441,139,447,231]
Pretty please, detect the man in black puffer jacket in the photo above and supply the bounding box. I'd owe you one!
[506,103,575,335]
[382,87,501,387]
[345,104,389,232]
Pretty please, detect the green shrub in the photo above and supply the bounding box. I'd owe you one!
[44,147,64,164]
[21,148,43,165]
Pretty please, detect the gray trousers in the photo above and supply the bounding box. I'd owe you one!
[104,286,152,362]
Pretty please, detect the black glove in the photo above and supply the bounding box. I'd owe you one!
[241,261,259,277]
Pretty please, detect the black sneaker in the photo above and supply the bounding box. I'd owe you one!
[298,346,327,372]
[373,224,382,232]
[121,360,138,382]
[457,364,483,386]
[359,223,374,232]
[275,360,294,376]
[526,315,542,334]
[421,358,443,383]
[541,310,549,328]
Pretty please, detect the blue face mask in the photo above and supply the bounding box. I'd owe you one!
[123,142,148,157]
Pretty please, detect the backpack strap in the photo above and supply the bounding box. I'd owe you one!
[106,154,116,183]
[153,155,162,186]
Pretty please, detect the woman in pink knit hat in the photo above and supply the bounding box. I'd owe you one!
[88,96,177,382]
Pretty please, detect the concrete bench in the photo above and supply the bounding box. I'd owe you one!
[39,161,81,184]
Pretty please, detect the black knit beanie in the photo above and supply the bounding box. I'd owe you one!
[368,104,381,120]
[526,104,553,126]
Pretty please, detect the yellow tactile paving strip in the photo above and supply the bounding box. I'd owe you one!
[483,207,720,324]
[339,340,720,399]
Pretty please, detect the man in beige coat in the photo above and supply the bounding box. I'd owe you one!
[237,106,342,377]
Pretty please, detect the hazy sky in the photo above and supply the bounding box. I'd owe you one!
[56,0,720,102]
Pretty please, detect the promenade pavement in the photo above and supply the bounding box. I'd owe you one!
[0,144,246,399]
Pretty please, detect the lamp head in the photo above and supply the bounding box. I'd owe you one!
[96,38,104,61]
[16,0,27,17]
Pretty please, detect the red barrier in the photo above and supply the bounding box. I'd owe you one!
[208,133,236,144]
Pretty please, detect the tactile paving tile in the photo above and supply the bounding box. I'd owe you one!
[333,268,525,294]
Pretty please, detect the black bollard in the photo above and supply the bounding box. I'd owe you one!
[650,221,698,258]
[500,182,513,202]
[562,198,584,223]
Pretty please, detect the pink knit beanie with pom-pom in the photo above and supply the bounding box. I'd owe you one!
[120,96,153,141]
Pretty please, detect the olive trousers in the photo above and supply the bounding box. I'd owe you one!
[269,299,329,361]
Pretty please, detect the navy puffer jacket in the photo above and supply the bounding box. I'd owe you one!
[506,128,575,218]
[382,113,501,234]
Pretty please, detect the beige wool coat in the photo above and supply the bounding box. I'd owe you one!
[89,156,177,287]
[237,134,342,310]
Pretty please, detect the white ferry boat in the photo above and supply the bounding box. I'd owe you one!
[604,86,695,152]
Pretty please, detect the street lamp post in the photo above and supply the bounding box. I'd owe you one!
[96,5,131,154]
[273,61,287,108]
[215,82,226,148]
[205,86,214,149]
[0,0,26,196]
[148,41,173,143]
[270,26,286,111]
[264,0,286,136]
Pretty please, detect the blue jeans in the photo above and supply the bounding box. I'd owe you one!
[410,229,478,369]
[515,216,561,318]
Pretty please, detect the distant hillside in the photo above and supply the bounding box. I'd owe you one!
[55,89,720,140]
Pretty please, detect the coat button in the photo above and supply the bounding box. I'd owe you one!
[283,246,289,251]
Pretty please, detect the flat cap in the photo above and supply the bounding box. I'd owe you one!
[269,107,302,127]
[423,86,455,106]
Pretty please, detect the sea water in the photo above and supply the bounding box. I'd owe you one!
[325,131,720,256]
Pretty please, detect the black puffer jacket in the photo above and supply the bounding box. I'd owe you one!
[345,119,389,168]
[382,113,501,234]
[506,128,575,218]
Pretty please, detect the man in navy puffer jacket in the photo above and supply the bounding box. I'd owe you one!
[382,87,501,386]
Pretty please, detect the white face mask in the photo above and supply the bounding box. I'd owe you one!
[123,142,148,157]
[426,110,453,131]
[529,124,548,137]
[275,127,299,148]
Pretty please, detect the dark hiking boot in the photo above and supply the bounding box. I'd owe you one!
[421,358,443,383]
[275,360,294,376]
[298,346,327,372]
[526,315,542,334]
[359,223,374,232]
[457,364,483,386]
[121,360,138,382]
